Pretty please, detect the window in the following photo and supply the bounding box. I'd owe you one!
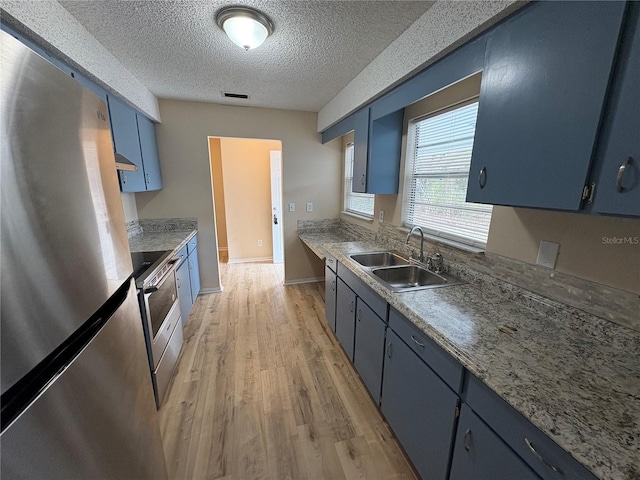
[405,100,492,248]
[344,143,374,217]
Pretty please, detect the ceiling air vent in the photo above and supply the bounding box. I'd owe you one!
[224,92,248,99]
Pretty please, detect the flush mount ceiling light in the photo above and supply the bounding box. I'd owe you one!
[215,6,274,51]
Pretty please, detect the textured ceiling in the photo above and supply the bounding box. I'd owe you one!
[58,1,434,112]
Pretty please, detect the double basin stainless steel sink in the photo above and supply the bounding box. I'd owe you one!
[349,251,465,292]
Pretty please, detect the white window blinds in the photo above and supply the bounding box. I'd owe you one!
[345,143,374,217]
[406,101,492,247]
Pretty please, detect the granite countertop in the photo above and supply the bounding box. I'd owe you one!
[300,233,640,480]
[128,230,196,254]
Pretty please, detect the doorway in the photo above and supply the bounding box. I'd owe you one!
[209,137,284,265]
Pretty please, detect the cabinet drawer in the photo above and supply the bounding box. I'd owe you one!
[388,307,463,392]
[187,234,198,255]
[325,252,337,273]
[337,263,387,321]
[466,375,597,480]
[175,244,188,267]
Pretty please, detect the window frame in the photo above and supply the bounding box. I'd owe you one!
[343,142,375,219]
[402,97,492,249]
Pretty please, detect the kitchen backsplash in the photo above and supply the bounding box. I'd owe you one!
[302,218,639,333]
[127,218,198,239]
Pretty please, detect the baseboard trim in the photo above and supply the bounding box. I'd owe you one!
[199,287,223,294]
[283,276,324,286]
[228,257,273,264]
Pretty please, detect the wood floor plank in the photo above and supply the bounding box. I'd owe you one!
[159,261,417,480]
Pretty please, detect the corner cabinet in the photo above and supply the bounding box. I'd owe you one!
[466,1,627,211]
[108,94,163,193]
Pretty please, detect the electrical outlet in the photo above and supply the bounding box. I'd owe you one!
[306,202,313,212]
[288,202,295,212]
[258,240,263,247]
[379,210,384,222]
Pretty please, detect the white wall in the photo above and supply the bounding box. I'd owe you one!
[318,0,522,131]
[136,100,342,291]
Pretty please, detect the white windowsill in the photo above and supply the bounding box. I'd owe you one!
[342,210,374,222]
[403,226,486,254]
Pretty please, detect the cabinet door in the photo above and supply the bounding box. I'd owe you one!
[367,110,403,194]
[467,1,626,210]
[188,248,200,304]
[352,108,370,194]
[381,330,459,480]
[450,405,541,480]
[176,259,193,326]
[325,266,337,331]
[592,4,640,216]
[353,299,386,403]
[136,114,163,191]
[107,95,146,192]
[335,278,356,361]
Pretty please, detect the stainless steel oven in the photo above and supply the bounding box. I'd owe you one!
[131,251,184,407]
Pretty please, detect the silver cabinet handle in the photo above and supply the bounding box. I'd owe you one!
[177,278,181,288]
[331,280,336,291]
[463,429,472,452]
[410,335,425,348]
[525,438,564,476]
[122,172,127,184]
[386,342,392,358]
[146,173,150,184]
[357,309,361,322]
[479,167,487,189]
[616,156,631,193]
[361,173,365,186]
[349,301,354,312]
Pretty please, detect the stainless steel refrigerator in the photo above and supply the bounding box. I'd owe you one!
[0,29,168,479]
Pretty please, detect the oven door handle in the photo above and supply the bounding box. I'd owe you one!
[145,257,180,294]
[143,286,159,295]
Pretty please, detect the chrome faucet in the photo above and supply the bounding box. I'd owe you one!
[406,225,425,263]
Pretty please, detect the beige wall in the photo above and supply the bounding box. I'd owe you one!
[136,100,342,290]
[218,137,281,261]
[208,138,228,250]
[487,207,640,294]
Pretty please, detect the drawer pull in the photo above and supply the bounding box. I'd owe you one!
[410,335,425,348]
[327,258,334,264]
[525,438,564,476]
[478,166,487,189]
[463,428,472,452]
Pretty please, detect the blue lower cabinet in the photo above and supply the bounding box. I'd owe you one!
[176,259,193,326]
[188,247,200,304]
[381,330,459,480]
[335,278,357,361]
[325,266,337,331]
[353,298,386,403]
[450,405,541,480]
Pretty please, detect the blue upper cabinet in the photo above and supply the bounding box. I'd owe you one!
[108,95,164,193]
[136,114,163,191]
[107,94,147,192]
[466,1,627,211]
[352,108,370,194]
[591,3,640,217]
[71,71,108,104]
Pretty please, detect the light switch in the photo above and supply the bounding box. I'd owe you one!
[306,202,313,212]
[289,203,295,212]
[536,240,560,269]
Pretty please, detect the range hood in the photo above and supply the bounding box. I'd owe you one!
[114,153,138,171]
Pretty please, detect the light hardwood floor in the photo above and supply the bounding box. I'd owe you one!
[159,261,417,480]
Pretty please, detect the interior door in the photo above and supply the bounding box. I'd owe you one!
[270,150,284,264]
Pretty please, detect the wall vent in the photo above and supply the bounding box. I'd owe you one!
[224,92,249,99]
